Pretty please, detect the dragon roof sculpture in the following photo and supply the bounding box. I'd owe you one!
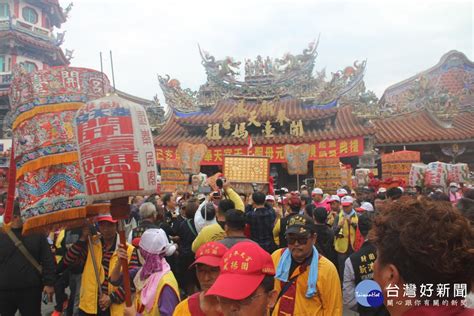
[158,38,369,113]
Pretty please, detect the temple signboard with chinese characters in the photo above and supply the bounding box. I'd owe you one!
[157,137,363,165]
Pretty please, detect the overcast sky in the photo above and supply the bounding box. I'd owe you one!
[58,0,472,104]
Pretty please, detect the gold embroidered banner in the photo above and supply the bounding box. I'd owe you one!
[284,144,310,175]
[177,142,208,174]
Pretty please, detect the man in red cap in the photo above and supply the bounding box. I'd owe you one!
[173,241,228,316]
[206,242,277,316]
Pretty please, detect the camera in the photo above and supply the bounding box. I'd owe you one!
[216,177,226,189]
[251,183,258,193]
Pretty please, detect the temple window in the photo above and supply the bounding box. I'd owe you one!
[0,3,9,18]
[21,61,37,73]
[22,6,38,24]
[0,55,8,72]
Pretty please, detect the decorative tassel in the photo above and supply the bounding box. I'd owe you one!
[4,143,16,224]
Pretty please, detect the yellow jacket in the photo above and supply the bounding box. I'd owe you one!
[224,187,245,212]
[334,211,358,254]
[79,236,134,315]
[191,223,225,253]
[271,249,342,316]
[135,271,180,316]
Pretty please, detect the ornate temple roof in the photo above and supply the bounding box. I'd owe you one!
[158,40,370,113]
[155,101,371,147]
[0,31,68,66]
[374,110,474,145]
[379,50,474,114]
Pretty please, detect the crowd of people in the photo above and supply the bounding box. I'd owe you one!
[0,180,473,315]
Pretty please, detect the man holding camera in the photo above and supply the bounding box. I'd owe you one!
[333,196,359,283]
[191,180,244,252]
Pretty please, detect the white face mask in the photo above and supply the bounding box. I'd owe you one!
[450,187,458,193]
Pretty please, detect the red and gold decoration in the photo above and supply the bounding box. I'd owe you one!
[382,150,420,184]
[7,66,110,234]
[284,144,310,175]
[157,137,363,165]
[176,142,208,174]
[223,156,269,184]
[160,160,189,193]
[313,158,341,193]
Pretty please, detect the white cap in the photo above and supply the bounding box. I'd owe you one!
[398,186,404,192]
[377,187,387,194]
[312,188,323,195]
[358,202,374,212]
[328,195,341,203]
[449,182,460,188]
[266,195,275,202]
[336,188,348,197]
[281,187,289,193]
[139,229,176,256]
[341,195,354,206]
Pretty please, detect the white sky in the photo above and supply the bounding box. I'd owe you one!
[58,0,473,104]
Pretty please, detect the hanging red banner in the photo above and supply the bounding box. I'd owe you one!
[156,137,363,165]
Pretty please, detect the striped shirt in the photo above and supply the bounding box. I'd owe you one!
[64,236,139,304]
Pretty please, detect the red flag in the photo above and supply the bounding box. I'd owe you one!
[247,135,253,155]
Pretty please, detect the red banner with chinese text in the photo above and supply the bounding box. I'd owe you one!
[156,137,363,165]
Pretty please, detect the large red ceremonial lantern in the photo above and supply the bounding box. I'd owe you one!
[6,66,111,234]
[75,94,157,202]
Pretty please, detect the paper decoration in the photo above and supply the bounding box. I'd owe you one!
[284,144,310,175]
[313,158,341,193]
[382,150,420,183]
[176,142,208,174]
[160,160,189,193]
[355,169,370,187]
[75,94,157,202]
[424,162,449,187]
[9,66,111,234]
[223,156,269,184]
[408,163,428,187]
[447,163,469,184]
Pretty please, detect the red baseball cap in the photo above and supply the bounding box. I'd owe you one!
[96,214,117,223]
[191,242,228,268]
[206,242,275,300]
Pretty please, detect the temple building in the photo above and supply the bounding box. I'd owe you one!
[155,42,473,187]
[0,0,73,138]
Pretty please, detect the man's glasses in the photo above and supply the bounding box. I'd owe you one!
[286,235,310,245]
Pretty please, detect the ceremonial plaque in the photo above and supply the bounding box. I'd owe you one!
[223,155,269,184]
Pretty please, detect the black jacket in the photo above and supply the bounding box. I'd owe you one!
[0,227,56,290]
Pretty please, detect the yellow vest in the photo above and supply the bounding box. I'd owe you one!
[271,249,342,315]
[54,230,65,263]
[334,211,358,254]
[135,271,180,316]
[79,236,134,315]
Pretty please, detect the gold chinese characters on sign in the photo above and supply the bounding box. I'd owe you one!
[205,99,305,140]
[223,155,269,184]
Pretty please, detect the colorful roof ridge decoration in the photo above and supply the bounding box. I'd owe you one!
[158,38,370,113]
[379,50,474,116]
[374,109,474,145]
